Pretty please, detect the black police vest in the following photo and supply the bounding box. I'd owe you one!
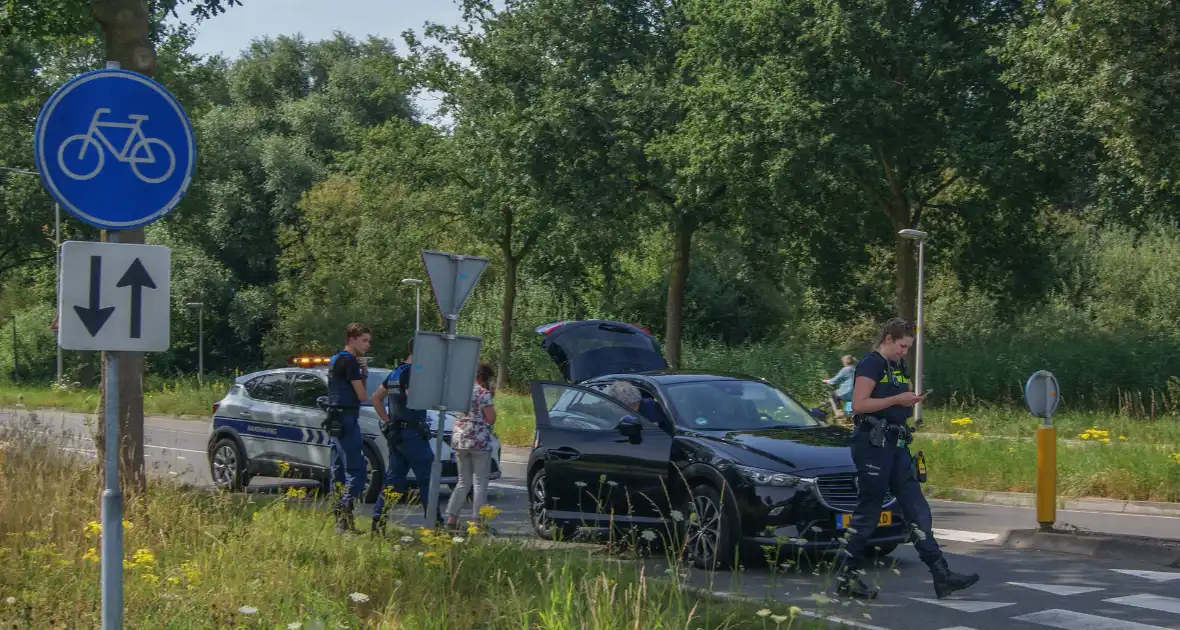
[386,362,426,425]
[327,350,365,409]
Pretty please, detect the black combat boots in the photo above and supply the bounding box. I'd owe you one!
[835,562,879,599]
[930,557,980,599]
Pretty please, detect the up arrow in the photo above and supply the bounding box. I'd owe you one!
[117,258,156,339]
[73,255,115,336]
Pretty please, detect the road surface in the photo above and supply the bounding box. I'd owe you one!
[4,408,1180,630]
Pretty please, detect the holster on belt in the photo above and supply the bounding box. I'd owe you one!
[316,396,350,438]
[857,415,914,448]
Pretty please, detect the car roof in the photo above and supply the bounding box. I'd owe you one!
[590,369,769,386]
[233,365,392,384]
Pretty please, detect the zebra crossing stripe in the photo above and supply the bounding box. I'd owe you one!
[1103,594,1180,615]
[1012,609,1171,630]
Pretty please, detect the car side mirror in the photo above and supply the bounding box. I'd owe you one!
[810,407,828,421]
[617,415,642,437]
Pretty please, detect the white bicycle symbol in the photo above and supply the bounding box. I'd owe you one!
[56,108,176,184]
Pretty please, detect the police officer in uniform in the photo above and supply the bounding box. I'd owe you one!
[369,337,441,532]
[836,318,979,600]
[326,323,372,534]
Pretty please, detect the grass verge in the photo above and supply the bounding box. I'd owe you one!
[0,413,820,629]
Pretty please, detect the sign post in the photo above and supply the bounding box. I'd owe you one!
[1024,370,1061,531]
[33,61,194,630]
[408,250,489,526]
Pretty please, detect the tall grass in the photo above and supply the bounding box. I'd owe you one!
[0,411,822,629]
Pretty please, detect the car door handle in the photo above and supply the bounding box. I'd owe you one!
[239,410,253,419]
[548,447,580,460]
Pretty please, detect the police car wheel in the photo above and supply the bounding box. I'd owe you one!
[361,445,383,504]
[210,438,247,491]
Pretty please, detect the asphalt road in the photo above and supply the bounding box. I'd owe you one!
[5,408,1180,630]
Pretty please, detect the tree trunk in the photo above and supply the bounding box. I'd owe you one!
[664,216,695,369]
[893,224,916,322]
[496,250,517,392]
[92,0,154,498]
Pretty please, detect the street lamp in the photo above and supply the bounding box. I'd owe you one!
[1,166,60,383]
[0,314,16,382]
[185,302,204,385]
[401,278,423,331]
[898,228,928,425]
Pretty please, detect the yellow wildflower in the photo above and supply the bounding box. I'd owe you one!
[278,461,290,476]
[140,573,159,586]
[479,505,501,520]
[284,487,308,500]
[82,548,99,563]
[951,418,972,426]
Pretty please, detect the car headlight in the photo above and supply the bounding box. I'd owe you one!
[734,465,815,487]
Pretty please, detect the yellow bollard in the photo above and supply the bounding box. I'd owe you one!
[1035,424,1056,529]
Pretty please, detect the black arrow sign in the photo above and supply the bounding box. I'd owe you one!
[116,258,156,339]
[73,255,114,337]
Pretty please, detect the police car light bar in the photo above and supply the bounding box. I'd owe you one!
[289,356,331,366]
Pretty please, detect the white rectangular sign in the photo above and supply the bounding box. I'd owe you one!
[58,241,171,352]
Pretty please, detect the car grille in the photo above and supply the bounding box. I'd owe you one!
[814,473,895,512]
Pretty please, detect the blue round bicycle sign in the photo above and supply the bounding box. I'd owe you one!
[33,68,196,230]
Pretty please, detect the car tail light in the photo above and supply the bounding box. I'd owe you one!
[211,402,220,415]
[632,324,651,334]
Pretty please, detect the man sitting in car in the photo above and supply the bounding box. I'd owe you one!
[605,381,668,425]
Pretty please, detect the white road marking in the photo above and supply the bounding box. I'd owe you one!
[1104,594,1180,615]
[795,609,893,630]
[703,589,893,630]
[1007,582,1106,596]
[937,627,979,630]
[489,482,526,492]
[1012,609,1171,630]
[1110,569,1180,582]
[910,598,1014,613]
[932,528,1000,543]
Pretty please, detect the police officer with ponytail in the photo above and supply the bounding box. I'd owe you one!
[836,318,979,600]
[325,323,372,534]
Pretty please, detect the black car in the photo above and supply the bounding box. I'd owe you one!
[525,319,909,570]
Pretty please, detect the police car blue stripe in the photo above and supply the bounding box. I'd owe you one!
[214,416,328,446]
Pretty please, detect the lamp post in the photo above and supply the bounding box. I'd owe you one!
[1,166,60,383]
[185,302,204,385]
[898,228,928,424]
[401,278,423,331]
[1,314,16,382]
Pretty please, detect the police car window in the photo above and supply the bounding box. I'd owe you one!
[291,373,326,408]
[251,374,289,404]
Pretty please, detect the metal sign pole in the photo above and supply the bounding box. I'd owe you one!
[100,232,123,630]
[425,257,464,526]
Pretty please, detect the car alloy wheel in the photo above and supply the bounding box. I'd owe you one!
[684,484,736,570]
[362,447,383,504]
[529,469,576,541]
[210,438,245,491]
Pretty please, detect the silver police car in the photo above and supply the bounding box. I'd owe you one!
[205,355,503,502]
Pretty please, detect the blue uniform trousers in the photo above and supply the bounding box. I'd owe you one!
[372,427,436,522]
[844,424,943,568]
[329,412,367,508]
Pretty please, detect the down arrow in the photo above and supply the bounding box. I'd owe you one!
[73,255,114,336]
[117,258,156,339]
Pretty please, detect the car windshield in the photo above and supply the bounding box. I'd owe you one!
[663,379,821,431]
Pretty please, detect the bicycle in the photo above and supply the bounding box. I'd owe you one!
[56,107,177,184]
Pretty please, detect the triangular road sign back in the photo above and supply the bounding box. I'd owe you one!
[421,250,489,319]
